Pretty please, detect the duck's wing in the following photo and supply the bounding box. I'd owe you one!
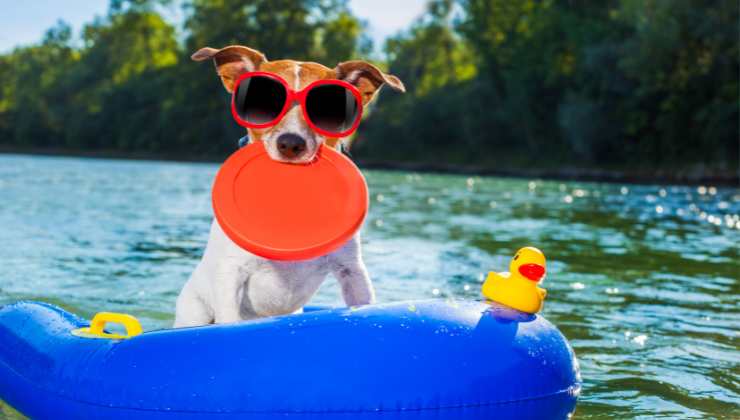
[482,271,508,300]
[485,271,509,283]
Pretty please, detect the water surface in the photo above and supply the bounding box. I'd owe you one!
[0,154,738,418]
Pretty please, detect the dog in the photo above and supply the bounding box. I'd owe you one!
[173,45,405,327]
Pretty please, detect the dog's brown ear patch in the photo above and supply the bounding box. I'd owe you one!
[335,61,405,104]
[192,45,267,93]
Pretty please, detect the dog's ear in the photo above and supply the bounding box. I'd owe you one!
[192,45,267,93]
[335,61,405,105]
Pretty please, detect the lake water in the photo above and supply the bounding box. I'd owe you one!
[0,154,738,419]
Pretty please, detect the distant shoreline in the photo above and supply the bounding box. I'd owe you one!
[1,146,737,186]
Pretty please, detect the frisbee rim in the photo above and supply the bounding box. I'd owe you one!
[212,143,368,261]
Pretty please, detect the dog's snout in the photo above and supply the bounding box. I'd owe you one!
[276,134,307,159]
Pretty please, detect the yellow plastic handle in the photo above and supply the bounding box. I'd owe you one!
[71,312,143,339]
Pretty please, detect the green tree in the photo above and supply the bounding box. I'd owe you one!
[0,0,736,177]
[1,21,77,147]
[64,6,180,150]
[612,0,739,167]
[184,0,366,63]
[359,0,738,173]
[356,0,482,164]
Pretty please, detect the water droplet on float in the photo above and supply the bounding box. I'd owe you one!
[620,186,629,195]
[528,181,537,190]
[466,177,475,188]
[563,195,573,204]
[489,201,497,208]
[376,194,384,202]
[427,197,436,205]
[463,284,471,291]
[432,288,440,296]
[708,186,717,195]
[655,205,664,214]
[697,186,707,195]
[570,282,585,290]
[375,219,384,227]
[659,188,667,197]
[573,189,586,197]
[605,287,619,294]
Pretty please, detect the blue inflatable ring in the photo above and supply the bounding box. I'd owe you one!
[0,300,580,419]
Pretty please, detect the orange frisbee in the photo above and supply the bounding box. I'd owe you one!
[212,142,368,261]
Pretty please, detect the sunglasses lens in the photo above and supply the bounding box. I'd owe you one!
[305,84,360,134]
[234,76,286,125]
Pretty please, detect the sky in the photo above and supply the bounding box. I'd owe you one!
[0,0,427,54]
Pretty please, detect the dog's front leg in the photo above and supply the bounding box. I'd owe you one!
[330,235,375,306]
[212,260,247,324]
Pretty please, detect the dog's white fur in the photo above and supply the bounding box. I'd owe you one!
[173,92,374,326]
[174,220,372,326]
[174,46,404,327]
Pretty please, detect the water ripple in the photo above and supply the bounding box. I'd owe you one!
[0,155,738,418]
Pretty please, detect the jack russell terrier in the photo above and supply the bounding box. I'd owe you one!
[174,45,405,327]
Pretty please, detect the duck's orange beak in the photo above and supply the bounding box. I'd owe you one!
[518,263,545,281]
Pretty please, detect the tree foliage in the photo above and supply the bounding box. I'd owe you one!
[358,0,738,172]
[0,0,737,174]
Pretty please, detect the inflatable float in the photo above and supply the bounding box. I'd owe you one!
[0,299,580,419]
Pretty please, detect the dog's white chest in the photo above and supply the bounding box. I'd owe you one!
[240,258,331,317]
[174,220,373,327]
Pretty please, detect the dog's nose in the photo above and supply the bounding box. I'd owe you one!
[276,134,307,159]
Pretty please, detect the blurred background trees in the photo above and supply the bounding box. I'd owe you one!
[0,0,737,176]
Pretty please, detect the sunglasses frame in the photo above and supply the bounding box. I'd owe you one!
[231,71,364,138]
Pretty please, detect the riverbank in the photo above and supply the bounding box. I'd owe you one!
[1,146,737,186]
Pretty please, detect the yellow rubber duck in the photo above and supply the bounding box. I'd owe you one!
[482,247,547,313]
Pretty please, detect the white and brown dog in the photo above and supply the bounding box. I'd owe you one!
[174,45,404,327]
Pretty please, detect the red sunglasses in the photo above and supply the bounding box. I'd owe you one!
[231,71,364,138]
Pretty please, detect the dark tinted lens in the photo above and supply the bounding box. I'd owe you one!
[234,76,286,124]
[305,84,359,134]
